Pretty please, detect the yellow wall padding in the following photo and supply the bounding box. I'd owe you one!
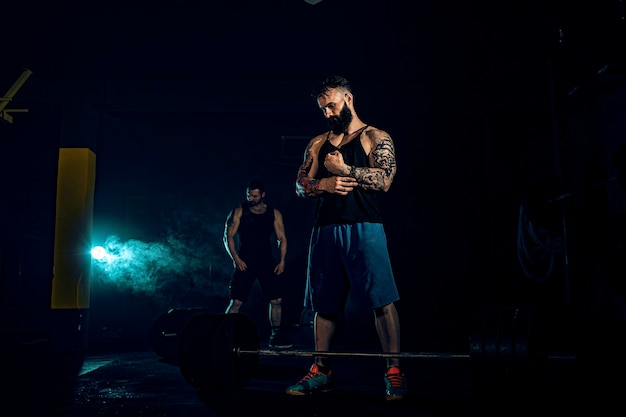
[51,148,96,309]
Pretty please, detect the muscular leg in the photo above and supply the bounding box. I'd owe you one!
[225,299,243,314]
[374,303,401,368]
[314,312,338,369]
[269,298,282,329]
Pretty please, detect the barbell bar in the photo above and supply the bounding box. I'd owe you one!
[235,349,575,362]
[235,348,472,360]
[149,308,576,391]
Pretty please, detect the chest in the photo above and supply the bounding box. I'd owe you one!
[240,208,274,232]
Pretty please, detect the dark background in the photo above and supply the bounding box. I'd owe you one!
[2,0,626,357]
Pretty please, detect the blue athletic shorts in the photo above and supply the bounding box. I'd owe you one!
[304,222,399,313]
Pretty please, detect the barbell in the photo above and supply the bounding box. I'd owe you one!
[148,307,576,391]
[235,348,472,360]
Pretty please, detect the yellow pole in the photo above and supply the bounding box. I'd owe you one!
[50,148,96,351]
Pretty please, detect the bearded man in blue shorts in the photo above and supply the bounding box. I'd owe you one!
[285,75,406,401]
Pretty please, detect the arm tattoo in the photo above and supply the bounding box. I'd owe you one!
[296,142,324,198]
[352,135,397,191]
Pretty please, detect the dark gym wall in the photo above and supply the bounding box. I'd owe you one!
[1,0,625,354]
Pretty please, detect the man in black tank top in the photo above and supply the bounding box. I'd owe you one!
[286,75,406,400]
[223,179,291,348]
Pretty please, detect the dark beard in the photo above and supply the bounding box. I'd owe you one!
[327,103,353,135]
[244,200,261,207]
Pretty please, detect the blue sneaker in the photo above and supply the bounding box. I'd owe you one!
[384,366,407,400]
[285,364,335,395]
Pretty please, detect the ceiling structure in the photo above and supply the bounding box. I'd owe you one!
[2,1,622,101]
[4,0,418,81]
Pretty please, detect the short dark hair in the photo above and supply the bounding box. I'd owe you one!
[311,74,352,99]
[247,179,265,193]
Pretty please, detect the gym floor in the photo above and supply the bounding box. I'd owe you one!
[3,320,622,417]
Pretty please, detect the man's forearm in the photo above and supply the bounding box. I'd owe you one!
[296,177,323,198]
[345,166,390,191]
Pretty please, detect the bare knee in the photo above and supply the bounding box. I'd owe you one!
[226,299,243,313]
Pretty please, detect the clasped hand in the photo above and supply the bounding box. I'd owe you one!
[324,151,358,195]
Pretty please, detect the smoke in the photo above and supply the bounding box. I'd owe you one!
[92,234,231,302]
[90,181,242,313]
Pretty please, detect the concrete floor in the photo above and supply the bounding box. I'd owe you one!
[2,312,623,417]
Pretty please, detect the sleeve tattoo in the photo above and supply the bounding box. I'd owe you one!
[296,142,324,198]
[351,136,397,191]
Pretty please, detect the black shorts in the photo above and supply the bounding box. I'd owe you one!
[229,260,281,302]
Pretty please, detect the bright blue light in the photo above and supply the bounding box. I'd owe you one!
[91,245,107,261]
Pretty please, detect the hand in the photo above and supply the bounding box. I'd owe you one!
[324,151,347,175]
[234,258,247,271]
[323,175,358,195]
[274,261,285,275]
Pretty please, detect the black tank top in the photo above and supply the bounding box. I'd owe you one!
[314,129,383,227]
[237,203,275,261]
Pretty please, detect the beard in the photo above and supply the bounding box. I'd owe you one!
[327,102,353,135]
[244,199,262,207]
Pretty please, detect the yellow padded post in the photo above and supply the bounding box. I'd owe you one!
[51,148,96,309]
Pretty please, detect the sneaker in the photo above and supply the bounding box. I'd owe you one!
[384,366,407,401]
[285,364,335,395]
[268,331,292,349]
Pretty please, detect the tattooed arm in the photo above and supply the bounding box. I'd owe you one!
[295,136,324,198]
[296,134,359,198]
[325,128,397,192]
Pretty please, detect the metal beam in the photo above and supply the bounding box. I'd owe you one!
[0,68,33,123]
